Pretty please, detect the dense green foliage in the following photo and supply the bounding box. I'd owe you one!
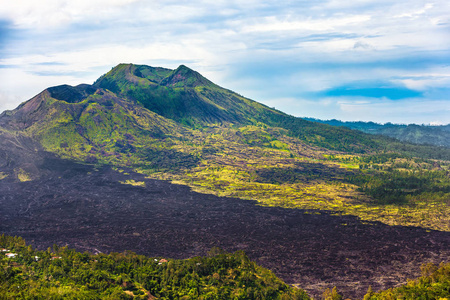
[358,169,450,205]
[2,235,449,300]
[0,235,309,299]
[332,154,450,205]
[363,262,450,300]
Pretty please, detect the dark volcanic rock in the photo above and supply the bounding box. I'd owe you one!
[0,161,449,299]
[0,130,51,181]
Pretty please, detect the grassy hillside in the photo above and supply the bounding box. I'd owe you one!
[94,64,390,153]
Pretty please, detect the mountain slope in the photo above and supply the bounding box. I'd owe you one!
[0,63,449,232]
[94,64,450,157]
[94,63,286,127]
[94,64,391,153]
[0,128,47,182]
[0,82,196,170]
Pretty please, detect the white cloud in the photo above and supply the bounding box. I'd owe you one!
[391,66,450,91]
[353,40,373,50]
[397,76,450,91]
[394,3,434,19]
[240,15,371,33]
[0,91,25,113]
[334,97,450,124]
[0,0,143,29]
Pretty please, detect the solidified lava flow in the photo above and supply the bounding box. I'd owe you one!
[1,160,449,299]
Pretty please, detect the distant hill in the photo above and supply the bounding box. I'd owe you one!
[304,118,450,148]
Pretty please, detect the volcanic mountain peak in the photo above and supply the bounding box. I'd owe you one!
[90,63,281,125]
[94,63,215,91]
[160,64,215,88]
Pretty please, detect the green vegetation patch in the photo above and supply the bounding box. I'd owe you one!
[363,262,450,300]
[0,235,309,300]
[119,179,146,187]
[16,168,32,182]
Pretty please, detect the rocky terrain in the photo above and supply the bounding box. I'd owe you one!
[1,156,449,299]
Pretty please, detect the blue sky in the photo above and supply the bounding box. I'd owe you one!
[0,0,449,124]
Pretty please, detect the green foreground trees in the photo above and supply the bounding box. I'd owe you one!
[0,235,309,300]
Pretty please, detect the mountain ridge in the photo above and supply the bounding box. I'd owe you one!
[5,63,440,155]
[305,117,450,148]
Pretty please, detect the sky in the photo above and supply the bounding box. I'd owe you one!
[0,0,449,124]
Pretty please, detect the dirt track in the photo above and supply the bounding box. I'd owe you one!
[1,159,449,299]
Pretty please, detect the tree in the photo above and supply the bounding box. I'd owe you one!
[323,287,343,300]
